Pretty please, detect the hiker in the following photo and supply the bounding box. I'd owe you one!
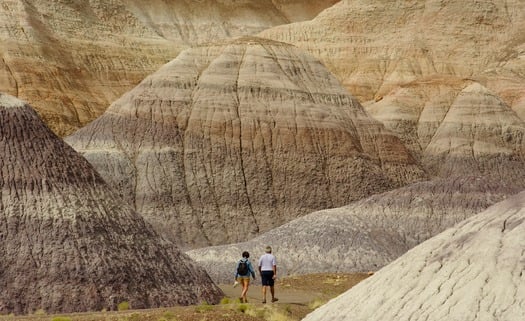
[235,251,256,303]
[258,245,278,303]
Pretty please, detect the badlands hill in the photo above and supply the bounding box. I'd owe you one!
[0,0,338,136]
[187,175,518,283]
[302,189,525,321]
[66,36,426,248]
[259,0,525,115]
[0,93,223,314]
[257,0,525,188]
[366,80,525,181]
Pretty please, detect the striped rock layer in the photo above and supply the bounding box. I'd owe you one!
[0,0,337,136]
[259,0,525,115]
[0,93,223,314]
[66,36,426,248]
[302,189,525,321]
[365,80,525,182]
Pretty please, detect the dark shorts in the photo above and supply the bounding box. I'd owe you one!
[261,270,274,286]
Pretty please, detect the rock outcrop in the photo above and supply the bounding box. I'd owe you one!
[66,36,426,248]
[302,189,525,321]
[187,175,518,283]
[365,79,525,182]
[0,93,223,314]
[0,0,338,136]
[259,0,525,114]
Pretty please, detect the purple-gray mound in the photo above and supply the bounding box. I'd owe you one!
[0,93,223,314]
[188,175,518,283]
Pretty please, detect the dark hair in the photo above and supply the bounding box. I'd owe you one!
[242,251,250,258]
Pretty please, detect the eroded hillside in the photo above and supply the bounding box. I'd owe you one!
[260,0,525,116]
[0,93,223,314]
[66,36,426,248]
[302,189,525,321]
[0,0,338,136]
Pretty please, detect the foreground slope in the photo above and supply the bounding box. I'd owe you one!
[0,93,223,314]
[66,36,426,248]
[0,0,338,135]
[302,190,525,321]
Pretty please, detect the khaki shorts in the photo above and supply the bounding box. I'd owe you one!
[237,276,251,283]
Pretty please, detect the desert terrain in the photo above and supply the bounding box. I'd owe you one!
[0,274,370,321]
[0,0,524,320]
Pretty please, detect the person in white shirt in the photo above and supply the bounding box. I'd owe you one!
[258,245,278,303]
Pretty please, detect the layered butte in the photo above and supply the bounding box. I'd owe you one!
[66,36,426,248]
[0,93,223,314]
[259,0,525,115]
[0,0,337,135]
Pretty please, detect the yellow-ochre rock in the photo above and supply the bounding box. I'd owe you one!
[0,0,337,136]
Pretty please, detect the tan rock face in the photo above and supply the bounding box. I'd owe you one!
[259,0,525,112]
[302,189,525,321]
[363,76,468,160]
[0,0,337,136]
[423,82,525,178]
[365,79,525,183]
[66,36,426,248]
[270,0,340,22]
[0,93,223,314]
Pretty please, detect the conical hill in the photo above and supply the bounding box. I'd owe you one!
[0,93,223,314]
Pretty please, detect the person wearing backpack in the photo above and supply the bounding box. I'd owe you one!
[235,251,256,303]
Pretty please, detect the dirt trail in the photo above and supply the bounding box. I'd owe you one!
[220,283,315,305]
[220,273,371,305]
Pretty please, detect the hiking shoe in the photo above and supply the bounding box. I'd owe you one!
[271,298,279,303]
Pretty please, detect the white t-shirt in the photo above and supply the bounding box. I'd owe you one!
[259,253,276,271]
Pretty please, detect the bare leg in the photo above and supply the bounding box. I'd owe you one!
[270,286,278,302]
[240,279,250,303]
[262,285,267,303]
